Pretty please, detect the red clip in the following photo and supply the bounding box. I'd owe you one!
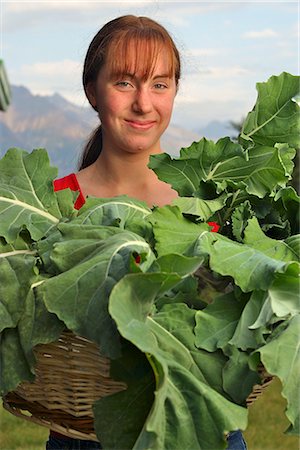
[208,221,220,233]
[134,254,141,264]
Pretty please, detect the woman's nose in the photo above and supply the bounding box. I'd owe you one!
[132,87,152,114]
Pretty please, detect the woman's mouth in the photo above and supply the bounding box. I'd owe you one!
[125,120,156,130]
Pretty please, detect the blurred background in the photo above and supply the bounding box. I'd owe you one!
[0,0,298,175]
[0,1,299,449]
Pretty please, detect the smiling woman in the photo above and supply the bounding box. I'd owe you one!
[85,46,176,157]
[49,14,248,450]
[80,15,180,167]
[72,15,181,208]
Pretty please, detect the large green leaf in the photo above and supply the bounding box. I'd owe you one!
[0,328,34,395]
[0,282,64,394]
[194,291,248,352]
[222,345,260,405]
[36,230,155,358]
[196,231,295,292]
[18,282,65,370]
[266,263,300,320]
[149,138,245,197]
[71,196,154,243]
[149,253,204,277]
[172,193,228,221]
[229,291,268,350]
[107,272,248,450]
[243,217,299,262]
[252,315,300,435]
[0,230,32,253]
[239,72,300,148]
[235,144,294,197]
[249,263,300,330]
[0,251,37,332]
[75,196,151,227]
[148,205,208,256]
[231,200,253,242]
[285,235,300,259]
[149,139,293,199]
[274,186,300,235]
[0,148,62,241]
[44,223,126,273]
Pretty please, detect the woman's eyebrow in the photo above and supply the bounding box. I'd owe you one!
[111,72,172,81]
[125,73,171,79]
[153,74,172,79]
[110,72,134,80]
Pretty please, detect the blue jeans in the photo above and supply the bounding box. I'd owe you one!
[46,430,246,449]
[226,430,247,449]
[46,436,102,449]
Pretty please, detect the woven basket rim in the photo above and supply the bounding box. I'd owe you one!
[3,329,274,440]
[3,399,98,441]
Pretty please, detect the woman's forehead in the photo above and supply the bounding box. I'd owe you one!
[106,39,175,80]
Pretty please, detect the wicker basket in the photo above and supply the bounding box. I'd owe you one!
[3,330,273,441]
[3,330,126,441]
[246,365,273,407]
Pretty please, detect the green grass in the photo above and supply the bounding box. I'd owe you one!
[244,377,299,450]
[0,378,299,450]
[0,405,48,450]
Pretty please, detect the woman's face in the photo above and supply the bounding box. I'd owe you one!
[87,47,177,157]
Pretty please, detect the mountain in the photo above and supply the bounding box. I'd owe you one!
[197,120,237,141]
[0,85,234,176]
[0,86,98,175]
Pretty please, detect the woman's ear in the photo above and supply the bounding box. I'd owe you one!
[85,82,97,110]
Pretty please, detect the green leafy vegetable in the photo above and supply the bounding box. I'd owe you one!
[0,72,299,448]
[0,148,64,241]
[239,72,300,148]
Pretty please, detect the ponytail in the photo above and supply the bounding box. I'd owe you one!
[78,125,103,170]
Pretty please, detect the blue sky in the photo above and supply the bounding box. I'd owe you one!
[1,0,299,132]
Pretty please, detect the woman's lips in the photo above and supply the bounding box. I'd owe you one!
[125,120,156,130]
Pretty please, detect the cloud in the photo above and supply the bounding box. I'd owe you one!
[187,48,220,58]
[21,59,81,77]
[242,28,279,39]
[5,0,150,12]
[179,65,251,94]
[3,1,243,32]
[10,59,87,107]
[3,1,152,32]
[151,2,244,29]
[171,64,258,128]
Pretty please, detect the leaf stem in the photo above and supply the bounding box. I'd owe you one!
[0,249,36,258]
[0,197,59,223]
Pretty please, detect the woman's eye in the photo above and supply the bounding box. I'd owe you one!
[154,83,167,89]
[116,81,132,88]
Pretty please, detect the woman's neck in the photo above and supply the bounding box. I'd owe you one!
[93,148,158,189]
[76,147,178,207]
[76,147,174,204]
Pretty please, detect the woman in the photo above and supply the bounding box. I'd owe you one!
[54,14,179,213]
[49,14,247,450]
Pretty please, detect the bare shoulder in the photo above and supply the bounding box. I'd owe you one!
[75,165,107,198]
[75,167,91,197]
[154,181,178,207]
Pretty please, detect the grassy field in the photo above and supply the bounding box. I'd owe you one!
[0,377,299,450]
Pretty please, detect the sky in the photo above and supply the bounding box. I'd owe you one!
[1,0,299,132]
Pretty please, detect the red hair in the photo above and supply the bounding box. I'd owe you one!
[83,15,180,97]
